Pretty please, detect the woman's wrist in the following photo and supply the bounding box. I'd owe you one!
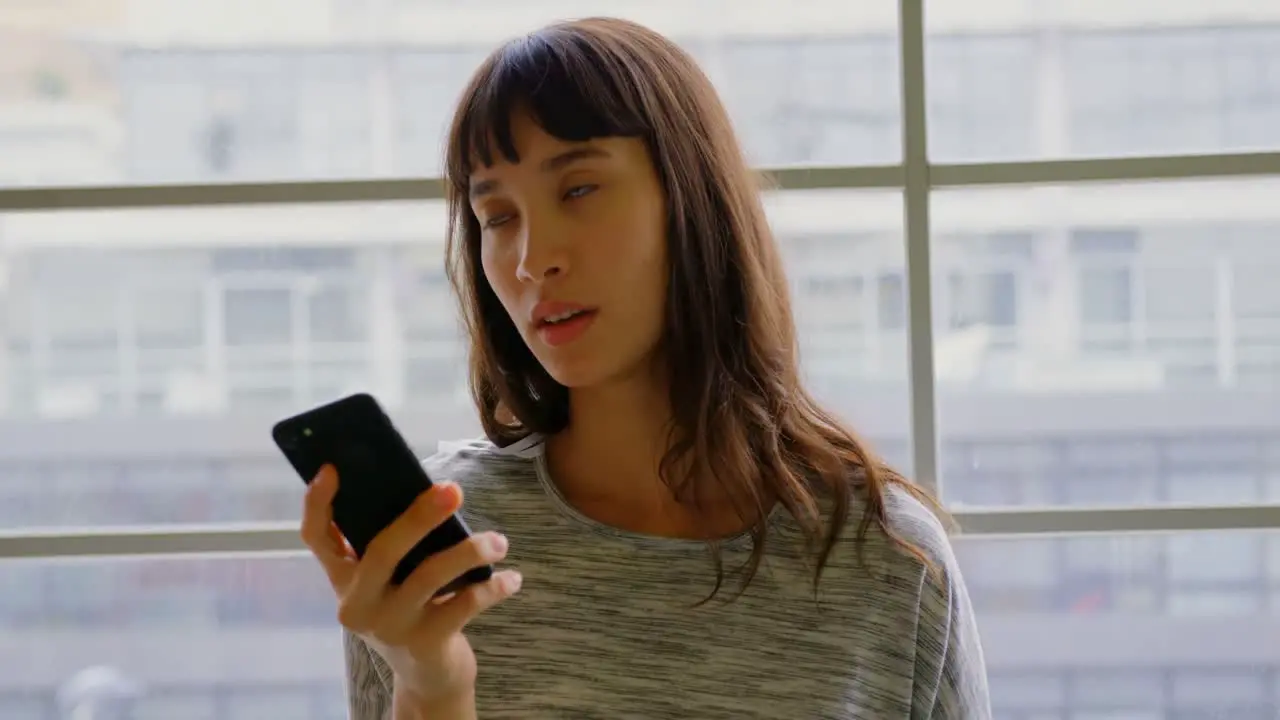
[392,678,477,720]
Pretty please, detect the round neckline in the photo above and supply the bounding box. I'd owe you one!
[529,440,771,552]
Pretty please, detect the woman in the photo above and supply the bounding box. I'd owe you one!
[300,16,991,720]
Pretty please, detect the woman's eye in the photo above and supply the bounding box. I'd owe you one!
[482,213,514,229]
[563,184,598,200]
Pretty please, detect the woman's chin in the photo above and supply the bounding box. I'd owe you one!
[537,352,617,391]
[542,363,607,390]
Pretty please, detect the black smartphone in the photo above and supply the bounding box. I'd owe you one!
[271,392,493,593]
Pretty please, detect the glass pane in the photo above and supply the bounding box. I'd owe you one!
[0,554,345,720]
[927,3,1280,161]
[5,533,1279,719]
[932,179,1280,508]
[0,189,909,529]
[778,190,911,472]
[0,3,899,188]
[958,531,1280,719]
[0,201,460,529]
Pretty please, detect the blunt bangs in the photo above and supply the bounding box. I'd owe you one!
[446,24,652,189]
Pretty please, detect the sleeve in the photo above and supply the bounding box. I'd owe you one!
[909,547,993,720]
[344,629,395,720]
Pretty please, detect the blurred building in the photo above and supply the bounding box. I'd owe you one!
[1,1,1279,718]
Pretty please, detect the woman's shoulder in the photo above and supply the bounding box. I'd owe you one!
[877,483,956,567]
[420,433,544,490]
[811,481,960,591]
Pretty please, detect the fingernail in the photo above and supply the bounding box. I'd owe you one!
[431,482,457,508]
[504,571,523,593]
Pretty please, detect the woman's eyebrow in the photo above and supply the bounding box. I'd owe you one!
[469,145,611,199]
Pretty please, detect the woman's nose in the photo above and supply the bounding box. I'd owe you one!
[515,221,570,282]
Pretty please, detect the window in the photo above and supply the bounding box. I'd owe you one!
[927,34,1037,160]
[944,21,1280,161]
[123,52,376,182]
[0,556,345,718]
[1072,669,1164,711]
[1066,28,1280,157]
[29,252,123,384]
[955,537,1056,612]
[1079,266,1133,326]
[877,272,906,330]
[134,691,218,720]
[719,37,900,166]
[946,270,1017,328]
[944,441,1057,507]
[307,282,368,344]
[956,532,1280,717]
[1060,534,1162,613]
[223,287,293,347]
[3,2,1280,719]
[392,50,489,175]
[134,284,204,351]
[1074,228,1138,335]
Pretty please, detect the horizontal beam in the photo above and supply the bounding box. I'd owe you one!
[0,523,304,559]
[2,504,1279,560]
[0,166,902,213]
[764,164,903,191]
[3,152,1279,212]
[954,503,1280,536]
[931,151,1280,188]
[0,178,447,212]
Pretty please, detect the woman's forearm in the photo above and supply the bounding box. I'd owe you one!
[392,682,477,720]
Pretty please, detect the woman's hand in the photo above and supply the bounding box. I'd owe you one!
[300,465,522,706]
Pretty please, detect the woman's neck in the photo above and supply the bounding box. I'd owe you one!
[545,372,753,539]
[550,373,671,504]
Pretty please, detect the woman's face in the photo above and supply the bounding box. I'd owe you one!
[470,112,668,389]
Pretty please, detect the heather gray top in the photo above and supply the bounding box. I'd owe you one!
[344,436,991,719]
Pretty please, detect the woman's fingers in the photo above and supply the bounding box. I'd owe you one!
[300,465,355,587]
[338,482,465,629]
[378,531,510,633]
[327,521,355,560]
[300,470,518,648]
[417,570,523,639]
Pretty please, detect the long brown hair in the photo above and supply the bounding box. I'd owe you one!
[443,17,945,598]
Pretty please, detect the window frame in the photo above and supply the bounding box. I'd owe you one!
[2,0,1280,560]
